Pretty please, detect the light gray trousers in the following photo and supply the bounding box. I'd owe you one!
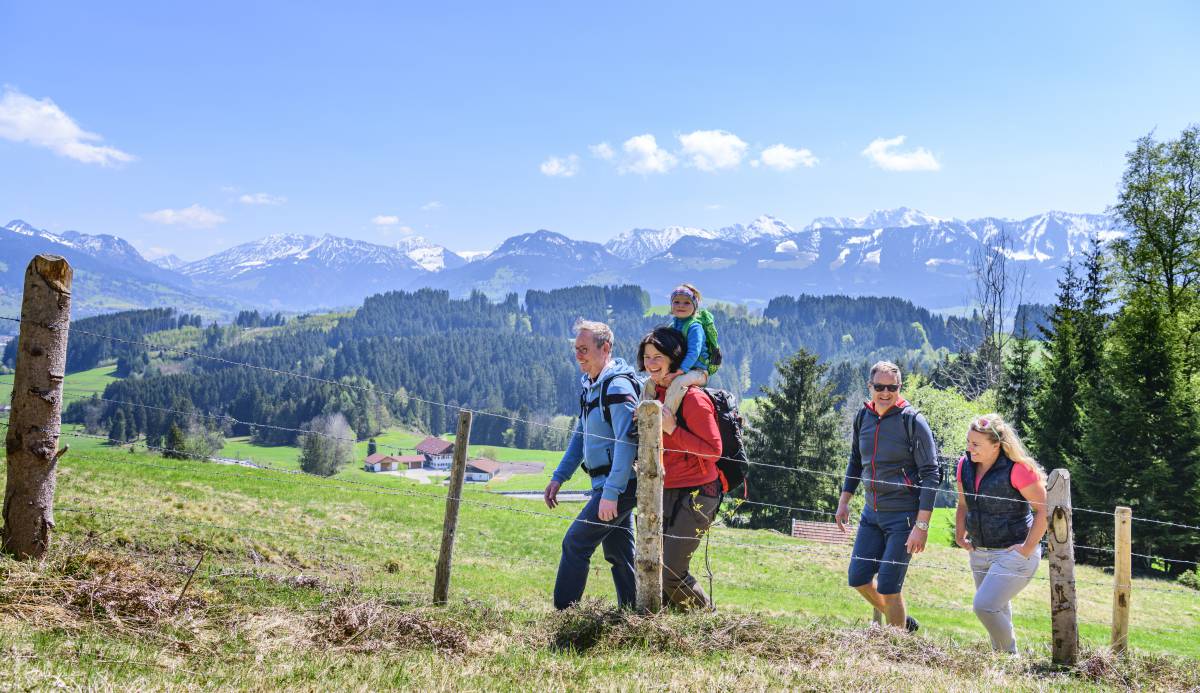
[968,545,1041,653]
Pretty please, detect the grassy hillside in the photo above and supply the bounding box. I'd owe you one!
[1,440,1197,690]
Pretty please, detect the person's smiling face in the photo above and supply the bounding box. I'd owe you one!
[642,343,673,388]
[671,296,696,319]
[574,330,610,379]
[869,370,901,413]
[967,428,1002,465]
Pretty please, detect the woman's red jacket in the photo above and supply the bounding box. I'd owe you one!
[656,387,722,489]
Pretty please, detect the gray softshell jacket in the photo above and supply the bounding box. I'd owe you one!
[842,400,940,513]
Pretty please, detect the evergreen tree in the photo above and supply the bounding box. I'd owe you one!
[742,349,845,530]
[1079,296,1200,574]
[164,423,186,459]
[514,406,532,449]
[108,410,127,443]
[998,319,1038,438]
[367,438,377,456]
[1030,262,1082,472]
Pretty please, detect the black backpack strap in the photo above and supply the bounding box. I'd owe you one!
[903,407,917,454]
[599,373,641,428]
[901,407,940,484]
[673,387,692,432]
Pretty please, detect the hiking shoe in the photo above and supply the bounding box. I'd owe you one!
[905,615,920,633]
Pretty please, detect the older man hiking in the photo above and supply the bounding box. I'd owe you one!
[835,361,940,633]
[544,319,641,610]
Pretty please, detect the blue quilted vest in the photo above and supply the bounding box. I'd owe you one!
[961,453,1033,549]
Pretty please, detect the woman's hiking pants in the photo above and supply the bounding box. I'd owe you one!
[662,487,720,610]
[968,546,1041,653]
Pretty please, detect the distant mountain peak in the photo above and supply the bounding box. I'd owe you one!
[151,253,188,270]
[4,219,37,235]
[807,207,949,230]
[717,215,796,244]
[491,229,585,258]
[392,235,466,272]
[605,225,715,263]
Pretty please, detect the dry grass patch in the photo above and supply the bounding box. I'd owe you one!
[0,539,204,631]
[311,599,468,653]
[547,600,1200,691]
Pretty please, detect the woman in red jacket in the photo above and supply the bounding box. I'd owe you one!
[637,326,724,610]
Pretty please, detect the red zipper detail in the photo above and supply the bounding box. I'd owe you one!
[870,415,882,510]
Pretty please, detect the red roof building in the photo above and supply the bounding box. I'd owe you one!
[415,436,455,457]
[466,459,502,475]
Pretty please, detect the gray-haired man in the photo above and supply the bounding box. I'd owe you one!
[544,320,641,609]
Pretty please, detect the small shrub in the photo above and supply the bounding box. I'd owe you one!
[1178,567,1200,591]
[549,599,621,652]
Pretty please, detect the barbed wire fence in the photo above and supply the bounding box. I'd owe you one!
[2,310,1199,667]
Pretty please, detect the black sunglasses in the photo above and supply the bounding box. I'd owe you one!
[871,383,899,392]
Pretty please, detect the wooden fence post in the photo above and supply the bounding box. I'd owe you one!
[635,399,664,614]
[433,409,472,605]
[1046,468,1078,666]
[1111,506,1132,654]
[2,255,72,560]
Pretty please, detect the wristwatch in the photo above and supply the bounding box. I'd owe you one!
[915,520,930,531]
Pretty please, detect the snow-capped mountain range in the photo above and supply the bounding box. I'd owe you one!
[1,208,1125,314]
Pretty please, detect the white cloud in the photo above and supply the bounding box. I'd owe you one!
[618,134,677,175]
[861,135,941,172]
[757,143,819,171]
[238,192,287,205]
[589,142,615,160]
[705,204,723,210]
[540,154,580,177]
[678,130,748,172]
[141,204,225,229]
[372,215,401,226]
[420,201,443,211]
[0,87,135,166]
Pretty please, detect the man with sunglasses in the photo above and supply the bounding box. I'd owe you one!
[835,361,939,633]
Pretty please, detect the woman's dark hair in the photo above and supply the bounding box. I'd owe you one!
[637,326,687,373]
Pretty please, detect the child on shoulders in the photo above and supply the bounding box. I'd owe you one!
[654,283,715,415]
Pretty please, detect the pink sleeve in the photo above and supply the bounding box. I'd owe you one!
[955,456,964,482]
[1010,462,1039,490]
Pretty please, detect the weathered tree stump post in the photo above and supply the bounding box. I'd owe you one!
[1112,506,1132,654]
[433,409,472,605]
[635,399,664,613]
[2,255,72,560]
[1046,468,1079,666]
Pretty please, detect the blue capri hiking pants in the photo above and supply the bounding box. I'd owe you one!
[848,506,918,595]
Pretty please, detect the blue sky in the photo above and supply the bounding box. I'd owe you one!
[1,1,1198,260]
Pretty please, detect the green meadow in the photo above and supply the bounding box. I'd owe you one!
[1,438,1197,690]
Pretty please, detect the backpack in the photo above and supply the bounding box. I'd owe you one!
[675,387,749,495]
[675,311,723,376]
[694,309,722,376]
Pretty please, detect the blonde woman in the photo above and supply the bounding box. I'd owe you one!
[954,413,1049,654]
